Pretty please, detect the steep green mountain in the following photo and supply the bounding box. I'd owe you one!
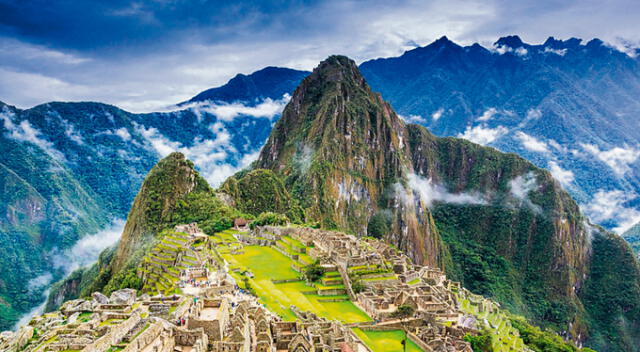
[219,169,304,222]
[0,104,110,328]
[623,222,640,254]
[224,55,640,351]
[46,152,242,308]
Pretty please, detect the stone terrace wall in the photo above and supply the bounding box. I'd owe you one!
[121,320,164,352]
[81,310,142,352]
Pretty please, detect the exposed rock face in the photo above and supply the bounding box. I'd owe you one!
[255,56,443,267]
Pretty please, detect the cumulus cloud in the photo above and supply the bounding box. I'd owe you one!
[476,108,497,121]
[136,122,260,186]
[548,161,574,186]
[185,94,290,121]
[51,219,125,275]
[580,143,640,175]
[407,173,486,207]
[400,114,427,124]
[431,108,444,122]
[515,131,550,153]
[0,109,66,161]
[584,190,640,234]
[458,124,508,145]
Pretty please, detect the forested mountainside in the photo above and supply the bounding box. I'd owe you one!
[359,36,640,231]
[221,56,640,351]
[0,66,301,329]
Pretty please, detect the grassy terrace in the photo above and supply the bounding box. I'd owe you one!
[219,243,370,323]
[353,328,424,352]
[459,297,527,352]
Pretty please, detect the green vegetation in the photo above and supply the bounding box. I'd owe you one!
[510,316,595,352]
[391,304,414,319]
[465,331,494,352]
[433,203,578,331]
[303,261,325,282]
[352,328,424,352]
[220,169,304,223]
[221,245,370,323]
[250,212,289,229]
[580,232,640,352]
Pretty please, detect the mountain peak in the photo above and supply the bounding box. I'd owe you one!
[543,36,583,49]
[310,55,363,84]
[185,66,308,105]
[495,35,525,48]
[110,151,209,273]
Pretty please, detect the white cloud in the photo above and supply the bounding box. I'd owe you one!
[114,127,131,141]
[543,47,568,56]
[407,173,486,207]
[476,108,497,121]
[135,122,261,187]
[14,289,49,330]
[431,108,444,122]
[399,114,427,124]
[184,94,290,121]
[458,124,508,145]
[27,273,54,291]
[0,109,66,161]
[580,143,640,175]
[63,121,84,145]
[548,161,574,186]
[492,45,528,56]
[515,131,550,153]
[584,190,640,234]
[509,172,542,213]
[51,219,125,275]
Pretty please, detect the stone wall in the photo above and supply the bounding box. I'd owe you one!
[81,310,142,352]
[121,321,164,352]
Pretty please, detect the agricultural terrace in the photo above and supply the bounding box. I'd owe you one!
[216,233,371,323]
[353,328,424,352]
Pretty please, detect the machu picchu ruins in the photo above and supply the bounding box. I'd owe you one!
[1,223,534,352]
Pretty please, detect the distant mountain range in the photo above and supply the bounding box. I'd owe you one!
[1,35,640,329]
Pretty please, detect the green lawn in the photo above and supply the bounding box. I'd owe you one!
[222,245,371,323]
[353,329,424,352]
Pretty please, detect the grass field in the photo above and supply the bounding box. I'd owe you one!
[221,245,371,323]
[353,328,424,352]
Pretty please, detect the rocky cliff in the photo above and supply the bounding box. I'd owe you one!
[254,56,443,267]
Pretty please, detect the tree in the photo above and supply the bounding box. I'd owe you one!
[392,304,414,319]
[304,261,325,282]
[352,279,365,294]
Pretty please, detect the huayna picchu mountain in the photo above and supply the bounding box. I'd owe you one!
[221,55,640,351]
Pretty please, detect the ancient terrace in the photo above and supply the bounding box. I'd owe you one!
[0,224,531,352]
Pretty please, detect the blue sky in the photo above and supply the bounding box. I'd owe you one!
[0,0,639,112]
